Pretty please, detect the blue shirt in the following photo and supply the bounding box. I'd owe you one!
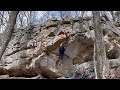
[59,47,65,55]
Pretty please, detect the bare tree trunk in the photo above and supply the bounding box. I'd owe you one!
[59,11,63,19]
[92,11,108,79]
[115,11,120,21]
[18,12,24,28]
[0,11,19,60]
[93,43,98,79]
[29,11,32,26]
[79,11,85,32]
[81,11,85,17]
[59,11,67,19]
[75,11,78,17]
[110,11,115,22]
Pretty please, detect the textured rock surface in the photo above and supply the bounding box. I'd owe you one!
[0,16,120,79]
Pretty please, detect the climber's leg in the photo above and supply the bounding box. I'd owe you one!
[61,54,64,60]
[59,54,64,60]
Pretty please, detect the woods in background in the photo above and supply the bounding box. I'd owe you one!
[0,11,119,79]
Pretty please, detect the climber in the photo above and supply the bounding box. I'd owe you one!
[59,43,65,60]
[56,43,66,69]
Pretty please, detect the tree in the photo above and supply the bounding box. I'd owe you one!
[59,11,73,19]
[18,11,24,28]
[59,11,66,19]
[92,11,108,79]
[75,11,81,17]
[115,11,120,21]
[0,11,19,60]
[29,11,37,26]
[0,11,9,33]
[110,11,115,22]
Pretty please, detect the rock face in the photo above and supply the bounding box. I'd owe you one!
[0,16,120,79]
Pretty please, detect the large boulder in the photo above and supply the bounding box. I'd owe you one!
[0,16,120,79]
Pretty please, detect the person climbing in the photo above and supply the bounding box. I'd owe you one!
[59,44,65,60]
[56,43,66,68]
